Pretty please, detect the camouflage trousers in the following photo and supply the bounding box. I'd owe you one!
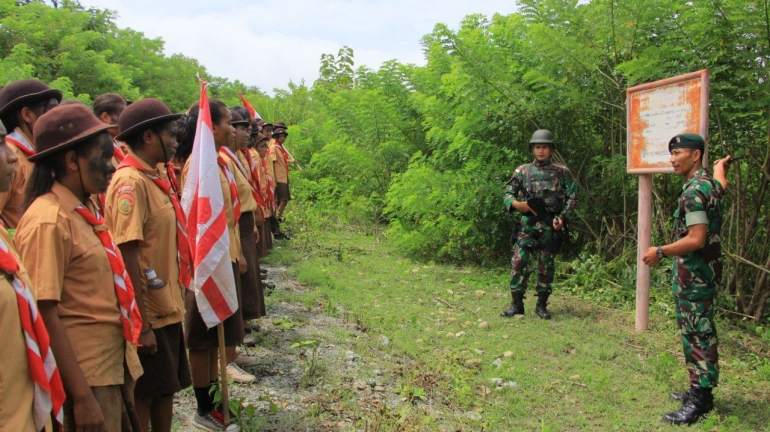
[509,225,557,296]
[673,281,719,388]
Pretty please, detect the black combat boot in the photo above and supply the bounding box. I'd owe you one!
[535,293,551,319]
[500,292,525,317]
[663,386,714,425]
[669,388,694,402]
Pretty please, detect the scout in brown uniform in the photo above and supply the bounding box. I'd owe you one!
[219,110,262,379]
[0,119,58,432]
[0,79,61,229]
[230,112,267,321]
[250,128,272,256]
[175,99,242,432]
[267,122,293,240]
[15,104,143,432]
[93,92,129,165]
[254,133,275,254]
[105,99,192,432]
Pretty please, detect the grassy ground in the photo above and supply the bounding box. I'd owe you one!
[262,214,770,431]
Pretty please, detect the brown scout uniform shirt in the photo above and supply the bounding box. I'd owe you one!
[268,139,290,184]
[105,153,185,329]
[0,129,35,228]
[15,182,142,387]
[0,229,37,432]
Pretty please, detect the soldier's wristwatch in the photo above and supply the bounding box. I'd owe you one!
[656,246,665,259]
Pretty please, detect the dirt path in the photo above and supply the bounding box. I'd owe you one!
[172,265,446,432]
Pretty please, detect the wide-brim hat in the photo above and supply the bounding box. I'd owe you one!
[272,129,288,137]
[255,133,270,145]
[229,109,251,126]
[273,120,287,129]
[30,104,114,162]
[0,79,63,119]
[115,98,182,141]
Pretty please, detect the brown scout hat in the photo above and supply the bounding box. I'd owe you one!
[272,120,287,130]
[116,98,182,141]
[0,79,63,119]
[255,133,270,145]
[30,104,114,162]
[229,109,251,126]
[272,128,288,137]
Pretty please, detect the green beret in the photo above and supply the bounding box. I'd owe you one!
[668,133,705,152]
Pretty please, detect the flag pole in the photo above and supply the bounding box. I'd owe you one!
[218,323,230,426]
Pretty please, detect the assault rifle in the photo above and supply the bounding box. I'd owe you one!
[510,195,569,252]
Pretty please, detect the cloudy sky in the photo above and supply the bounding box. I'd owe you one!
[77,0,519,93]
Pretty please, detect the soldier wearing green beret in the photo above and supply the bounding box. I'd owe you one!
[642,133,732,425]
[502,130,577,320]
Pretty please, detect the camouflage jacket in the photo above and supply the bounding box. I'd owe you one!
[673,168,725,291]
[504,159,578,226]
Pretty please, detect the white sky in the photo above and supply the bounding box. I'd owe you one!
[77,0,519,94]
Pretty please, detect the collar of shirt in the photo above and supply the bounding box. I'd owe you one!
[533,158,552,167]
[51,181,98,215]
[123,150,162,176]
[682,167,708,190]
[8,128,34,152]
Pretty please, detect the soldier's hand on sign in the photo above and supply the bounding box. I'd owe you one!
[553,216,564,231]
[642,247,661,267]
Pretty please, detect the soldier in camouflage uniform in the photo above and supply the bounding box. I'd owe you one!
[502,130,577,319]
[643,133,732,425]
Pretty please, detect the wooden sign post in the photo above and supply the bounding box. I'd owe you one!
[626,70,709,332]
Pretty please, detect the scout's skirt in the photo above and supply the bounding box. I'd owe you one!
[240,211,266,320]
[134,322,192,398]
[275,182,291,201]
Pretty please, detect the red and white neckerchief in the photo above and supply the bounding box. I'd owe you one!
[0,232,65,430]
[241,149,268,215]
[74,206,142,345]
[226,148,265,218]
[6,130,35,158]
[117,155,192,289]
[260,157,276,210]
[112,141,126,163]
[216,151,241,224]
[270,143,291,175]
[167,162,182,200]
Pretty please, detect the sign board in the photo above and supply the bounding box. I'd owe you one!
[627,70,709,173]
[627,70,709,332]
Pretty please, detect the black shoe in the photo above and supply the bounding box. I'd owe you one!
[260,268,268,275]
[263,281,275,295]
[663,387,714,425]
[670,388,693,402]
[535,293,551,320]
[274,232,292,240]
[501,292,525,317]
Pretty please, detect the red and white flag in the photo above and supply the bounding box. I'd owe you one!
[181,81,238,328]
[238,92,261,120]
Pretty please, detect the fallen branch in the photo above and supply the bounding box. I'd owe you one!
[433,297,453,308]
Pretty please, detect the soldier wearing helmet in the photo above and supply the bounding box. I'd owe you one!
[501,129,577,319]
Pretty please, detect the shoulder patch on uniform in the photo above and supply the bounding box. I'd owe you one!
[118,193,135,215]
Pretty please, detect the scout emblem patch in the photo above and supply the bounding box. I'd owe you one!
[118,193,134,214]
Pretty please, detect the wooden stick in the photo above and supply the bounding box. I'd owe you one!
[217,323,230,426]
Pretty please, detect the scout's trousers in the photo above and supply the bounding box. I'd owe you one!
[510,225,556,295]
[673,286,719,388]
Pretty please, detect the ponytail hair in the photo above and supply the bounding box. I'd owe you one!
[174,98,228,164]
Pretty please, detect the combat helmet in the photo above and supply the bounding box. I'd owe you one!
[530,129,554,148]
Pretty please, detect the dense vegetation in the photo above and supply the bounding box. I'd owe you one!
[3,0,769,323]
